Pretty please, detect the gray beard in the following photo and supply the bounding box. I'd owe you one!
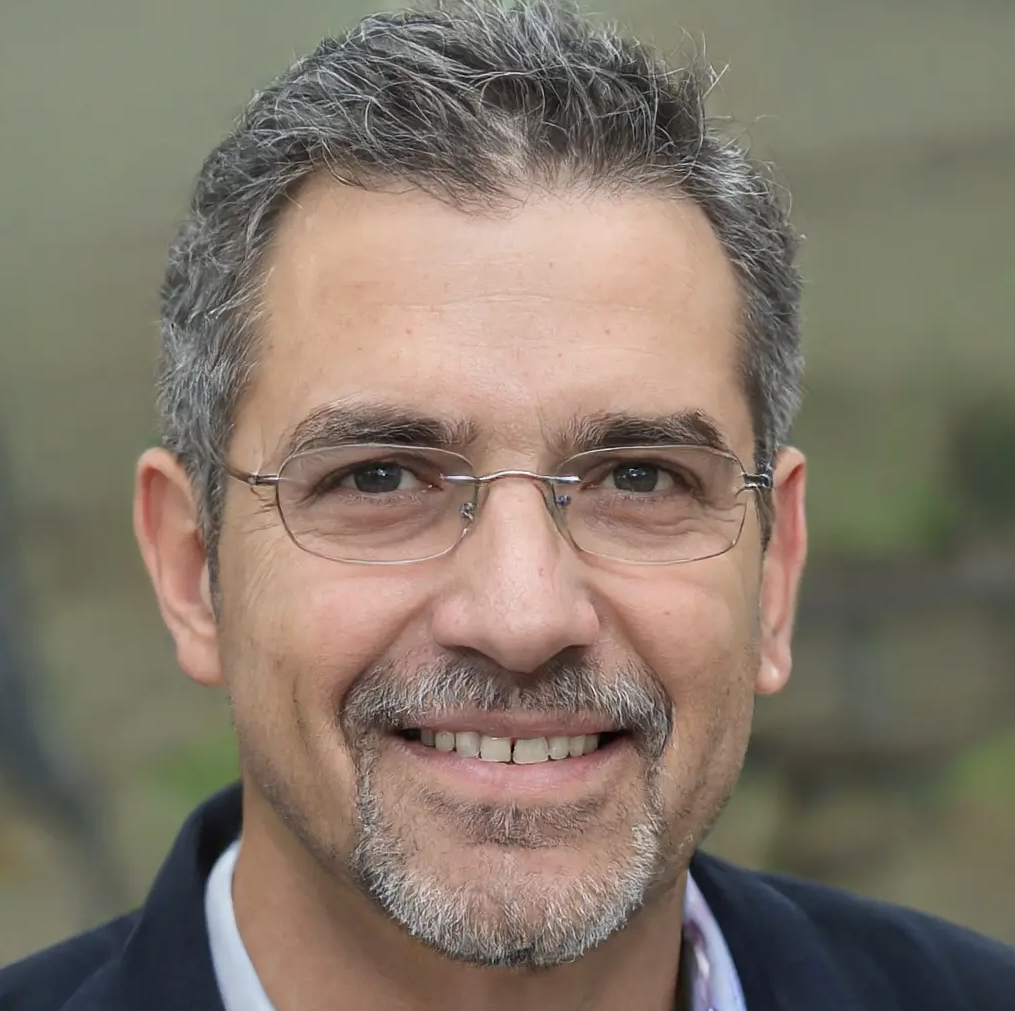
[338,656,679,967]
[345,716,680,969]
[250,655,696,968]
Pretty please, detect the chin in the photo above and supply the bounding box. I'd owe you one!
[347,783,671,968]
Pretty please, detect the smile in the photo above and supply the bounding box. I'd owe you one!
[400,728,626,764]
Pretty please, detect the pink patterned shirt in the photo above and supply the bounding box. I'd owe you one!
[682,872,748,1011]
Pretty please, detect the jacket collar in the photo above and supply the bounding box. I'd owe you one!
[71,782,860,1011]
[67,784,241,1011]
[691,852,862,1011]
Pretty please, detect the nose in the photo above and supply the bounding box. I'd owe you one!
[430,479,600,674]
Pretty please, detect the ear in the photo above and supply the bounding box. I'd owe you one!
[133,448,223,688]
[755,447,808,696]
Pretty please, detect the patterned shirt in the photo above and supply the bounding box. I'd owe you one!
[206,839,747,1011]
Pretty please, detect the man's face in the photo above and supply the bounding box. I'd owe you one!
[185,181,803,966]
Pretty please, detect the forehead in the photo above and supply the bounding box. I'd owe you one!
[239,178,749,462]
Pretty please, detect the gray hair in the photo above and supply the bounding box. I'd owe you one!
[158,0,802,563]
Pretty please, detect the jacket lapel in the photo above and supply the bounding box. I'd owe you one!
[66,784,243,1011]
[63,783,866,1010]
[691,852,865,1011]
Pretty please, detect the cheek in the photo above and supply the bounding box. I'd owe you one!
[607,564,758,700]
[605,566,759,785]
[221,540,431,718]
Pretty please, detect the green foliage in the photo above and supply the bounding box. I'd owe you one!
[944,397,1015,538]
[146,728,239,807]
[795,382,1015,558]
[943,728,1015,808]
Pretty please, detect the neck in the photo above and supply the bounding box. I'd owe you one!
[231,799,688,1011]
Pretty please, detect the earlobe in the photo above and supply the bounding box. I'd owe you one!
[133,448,224,688]
[755,654,791,696]
[756,447,808,698]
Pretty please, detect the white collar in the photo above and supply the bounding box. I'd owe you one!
[206,837,746,1011]
[205,838,275,1011]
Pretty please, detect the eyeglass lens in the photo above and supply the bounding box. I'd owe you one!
[273,444,750,565]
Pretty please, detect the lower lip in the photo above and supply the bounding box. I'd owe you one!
[388,735,633,799]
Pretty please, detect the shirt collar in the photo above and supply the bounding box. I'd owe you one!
[205,839,274,1011]
[683,872,749,1011]
[205,836,747,1011]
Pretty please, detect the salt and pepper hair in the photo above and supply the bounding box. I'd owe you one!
[158,0,803,561]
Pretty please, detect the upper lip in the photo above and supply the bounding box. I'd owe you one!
[398,713,620,738]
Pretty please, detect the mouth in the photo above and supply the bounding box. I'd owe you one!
[376,710,638,800]
[398,728,628,764]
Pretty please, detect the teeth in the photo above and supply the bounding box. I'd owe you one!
[416,730,603,762]
[479,736,513,762]
[548,735,571,760]
[455,731,481,758]
[512,737,549,764]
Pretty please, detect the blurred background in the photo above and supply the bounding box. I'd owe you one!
[1,0,1013,965]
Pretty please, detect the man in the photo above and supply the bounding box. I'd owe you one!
[2,1,1012,1008]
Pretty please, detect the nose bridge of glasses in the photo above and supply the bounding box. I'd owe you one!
[447,470,580,526]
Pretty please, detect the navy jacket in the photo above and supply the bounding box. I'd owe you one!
[2,783,1013,1009]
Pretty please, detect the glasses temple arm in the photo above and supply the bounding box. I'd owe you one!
[743,467,774,492]
[223,463,281,488]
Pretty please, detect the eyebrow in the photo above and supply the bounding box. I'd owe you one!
[277,400,478,461]
[553,410,736,457]
[276,402,735,464]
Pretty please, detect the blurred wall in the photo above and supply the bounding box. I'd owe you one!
[1,0,1013,963]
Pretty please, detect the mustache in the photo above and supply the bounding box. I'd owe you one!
[341,654,673,759]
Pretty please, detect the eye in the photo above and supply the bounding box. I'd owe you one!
[321,461,426,495]
[601,462,691,494]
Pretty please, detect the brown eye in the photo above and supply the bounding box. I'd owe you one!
[341,462,414,494]
[309,461,426,497]
[601,461,698,495]
[607,462,666,493]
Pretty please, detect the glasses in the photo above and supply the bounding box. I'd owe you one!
[225,443,773,566]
